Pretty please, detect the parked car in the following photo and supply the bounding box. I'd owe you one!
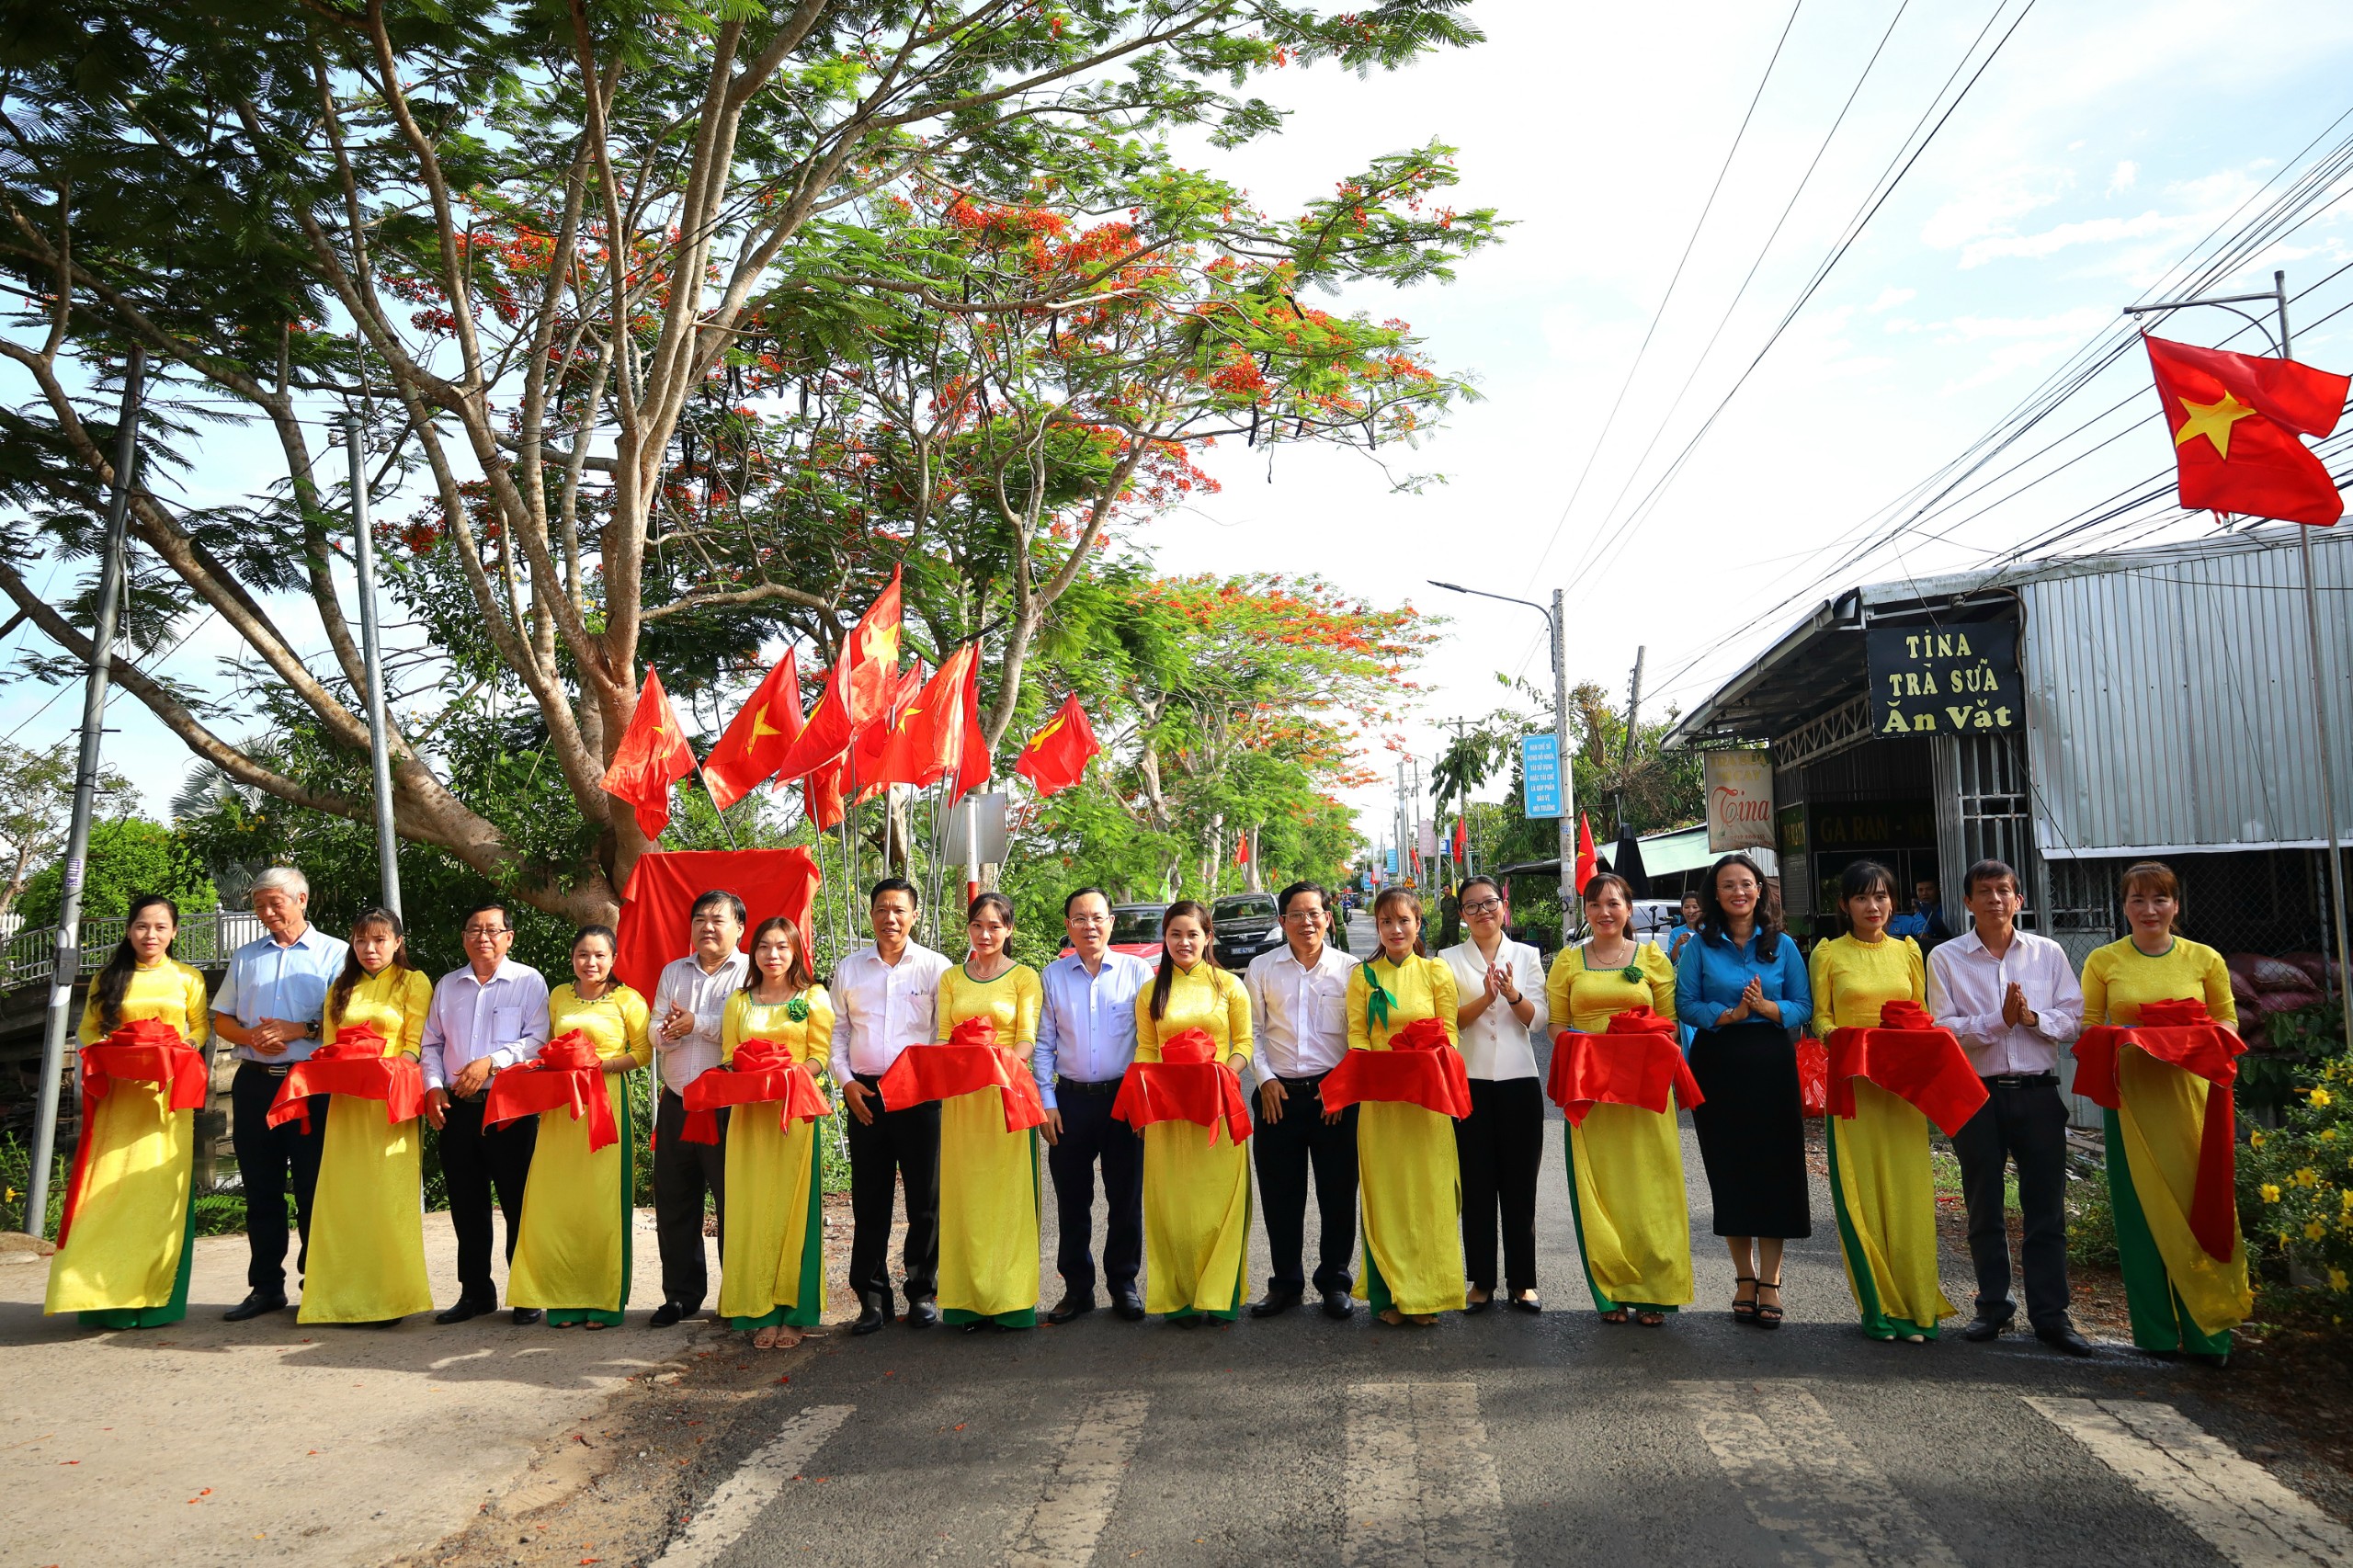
[1211,892,1286,971]
[1060,903,1167,963]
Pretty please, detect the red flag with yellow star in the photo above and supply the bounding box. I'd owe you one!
[2144,335,2347,526]
[1012,693,1100,797]
[599,668,698,842]
[878,642,984,796]
[701,648,804,812]
[771,568,904,784]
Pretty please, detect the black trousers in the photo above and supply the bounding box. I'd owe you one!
[1951,1078,2073,1330]
[654,1089,727,1310]
[437,1092,537,1304]
[230,1062,325,1293]
[1251,1073,1358,1296]
[1457,1076,1543,1295]
[1047,1081,1142,1297]
[846,1073,941,1305]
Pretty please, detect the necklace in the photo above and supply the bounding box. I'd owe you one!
[1586,938,1642,983]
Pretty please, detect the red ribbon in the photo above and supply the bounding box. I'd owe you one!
[876,1015,1047,1132]
[1113,1028,1252,1145]
[1824,999,1988,1138]
[481,1030,620,1151]
[1545,1006,1706,1128]
[267,1022,426,1134]
[60,1018,207,1248]
[2072,996,2245,1261]
[678,1037,835,1143]
[1320,1015,1472,1119]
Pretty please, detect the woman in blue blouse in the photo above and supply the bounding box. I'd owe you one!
[1675,854,1813,1328]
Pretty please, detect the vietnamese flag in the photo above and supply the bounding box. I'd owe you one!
[804,754,847,832]
[701,649,804,812]
[879,642,986,797]
[771,568,905,783]
[599,668,698,842]
[850,664,926,806]
[1234,830,1251,868]
[1012,693,1101,797]
[2143,335,2348,526]
[1574,812,1597,894]
[1452,817,1468,863]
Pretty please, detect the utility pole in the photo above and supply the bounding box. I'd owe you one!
[28,347,143,1242]
[1614,644,1647,832]
[344,413,402,916]
[1427,580,1576,920]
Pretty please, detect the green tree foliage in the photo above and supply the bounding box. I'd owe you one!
[16,815,215,927]
[0,739,134,922]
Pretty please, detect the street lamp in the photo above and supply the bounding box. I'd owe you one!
[1428,580,1575,921]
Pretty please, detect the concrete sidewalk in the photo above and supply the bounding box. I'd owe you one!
[0,1210,732,1567]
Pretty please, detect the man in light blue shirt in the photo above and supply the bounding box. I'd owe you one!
[1034,887,1154,1325]
[210,866,349,1323]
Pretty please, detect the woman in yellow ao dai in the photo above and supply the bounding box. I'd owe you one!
[301,909,436,1324]
[933,893,1045,1329]
[47,895,211,1329]
[509,924,653,1328]
[1347,888,1466,1324]
[1132,901,1255,1323]
[716,917,834,1346]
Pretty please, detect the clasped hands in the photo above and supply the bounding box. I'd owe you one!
[1716,974,1782,1028]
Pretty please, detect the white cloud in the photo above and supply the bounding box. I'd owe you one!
[1961,210,2177,267]
[1868,286,1917,312]
[2109,159,2140,195]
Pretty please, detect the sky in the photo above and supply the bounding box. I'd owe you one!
[8,0,2353,852]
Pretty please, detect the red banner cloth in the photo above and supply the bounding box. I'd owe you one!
[1112,1028,1252,1146]
[876,1017,1047,1132]
[612,847,822,999]
[61,1019,208,1248]
[677,1038,835,1143]
[79,1017,209,1112]
[481,1031,620,1151]
[1797,1039,1830,1118]
[1823,1000,1987,1138]
[1545,1007,1706,1128]
[266,1022,426,1134]
[2072,997,2245,1261]
[1319,1017,1472,1119]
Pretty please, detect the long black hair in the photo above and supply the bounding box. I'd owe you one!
[1150,899,1213,1021]
[1698,853,1783,961]
[88,893,180,1038]
[742,915,817,994]
[327,907,413,1033]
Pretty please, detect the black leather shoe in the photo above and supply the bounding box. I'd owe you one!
[1963,1310,2015,1343]
[1046,1292,1097,1325]
[2038,1321,2097,1358]
[1248,1289,1302,1319]
[1112,1285,1146,1322]
[511,1306,543,1325]
[1322,1288,1355,1320]
[434,1298,494,1325]
[648,1301,688,1328]
[1464,1292,1495,1316]
[222,1290,288,1323]
[851,1294,889,1335]
[905,1297,940,1328]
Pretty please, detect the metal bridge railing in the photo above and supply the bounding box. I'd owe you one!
[2,909,267,990]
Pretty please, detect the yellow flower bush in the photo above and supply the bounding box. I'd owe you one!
[2240,1047,2353,1302]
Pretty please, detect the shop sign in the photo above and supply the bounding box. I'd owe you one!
[1866,619,2021,735]
[1810,800,1938,849]
[1521,733,1563,819]
[1704,749,1775,853]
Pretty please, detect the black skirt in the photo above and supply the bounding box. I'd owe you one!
[1687,1019,1812,1239]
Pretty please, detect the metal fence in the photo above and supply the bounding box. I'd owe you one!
[2,910,267,990]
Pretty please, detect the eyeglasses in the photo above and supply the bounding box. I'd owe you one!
[1461,898,1503,917]
[462,925,508,939]
[1279,909,1324,923]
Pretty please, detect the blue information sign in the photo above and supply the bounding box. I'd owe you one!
[1521,733,1563,819]
[1385,846,1400,875]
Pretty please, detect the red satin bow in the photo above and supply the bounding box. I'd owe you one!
[876,1015,1047,1131]
[679,1037,835,1142]
[1113,1028,1252,1146]
[1823,1000,1987,1137]
[2072,995,2245,1261]
[481,1028,619,1151]
[267,1022,426,1134]
[1320,1015,1472,1119]
[1545,1007,1704,1127]
[60,1018,208,1248]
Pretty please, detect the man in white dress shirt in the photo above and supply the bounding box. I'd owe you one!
[829,877,952,1335]
[421,900,551,1324]
[646,889,749,1327]
[1034,888,1155,1325]
[1927,858,2093,1356]
[1243,881,1359,1319]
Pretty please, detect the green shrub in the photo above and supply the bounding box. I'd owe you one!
[0,1134,67,1235]
[2239,1049,2353,1297]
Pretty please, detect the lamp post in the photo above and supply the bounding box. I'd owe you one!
[343,413,402,916]
[1429,581,1575,920]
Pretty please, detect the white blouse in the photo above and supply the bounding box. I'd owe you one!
[1438,938,1551,1082]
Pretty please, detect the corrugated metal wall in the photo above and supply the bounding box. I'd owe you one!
[2022,529,2353,857]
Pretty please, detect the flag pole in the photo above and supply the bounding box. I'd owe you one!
[2273,271,2353,1053]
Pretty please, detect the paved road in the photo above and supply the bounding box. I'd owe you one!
[635,919,2351,1568]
